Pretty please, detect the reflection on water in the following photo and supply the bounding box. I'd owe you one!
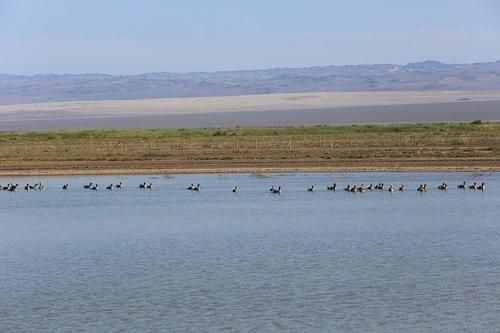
[1,173,500,332]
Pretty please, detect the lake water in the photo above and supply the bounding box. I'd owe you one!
[1,172,500,332]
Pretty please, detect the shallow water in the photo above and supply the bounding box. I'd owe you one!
[1,172,500,332]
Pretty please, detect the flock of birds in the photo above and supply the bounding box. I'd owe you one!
[1,182,45,192]
[0,181,487,193]
[328,181,486,193]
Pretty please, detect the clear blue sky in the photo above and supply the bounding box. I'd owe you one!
[1,0,499,74]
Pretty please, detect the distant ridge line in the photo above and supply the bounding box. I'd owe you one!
[1,60,500,105]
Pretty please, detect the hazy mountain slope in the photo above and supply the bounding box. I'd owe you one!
[1,60,500,105]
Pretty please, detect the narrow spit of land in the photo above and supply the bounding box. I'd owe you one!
[1,122,500,176]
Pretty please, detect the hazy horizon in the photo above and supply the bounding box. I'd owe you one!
[1,0,499,75]
[0,59,499,77]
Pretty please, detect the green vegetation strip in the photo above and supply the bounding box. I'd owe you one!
[1,122,500,163]
[0,121,495,140]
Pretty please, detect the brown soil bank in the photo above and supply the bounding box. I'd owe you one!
[1,123,500,176]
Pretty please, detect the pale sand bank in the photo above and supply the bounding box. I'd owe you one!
[1,159,499,177]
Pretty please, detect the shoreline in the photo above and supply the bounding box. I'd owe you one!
[1,159,499,177]
[2,123,500,177]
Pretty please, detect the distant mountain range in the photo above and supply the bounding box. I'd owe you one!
[1,60,500,105]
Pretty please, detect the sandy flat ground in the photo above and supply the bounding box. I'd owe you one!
[1,159,500,177]
[1,91,500,131]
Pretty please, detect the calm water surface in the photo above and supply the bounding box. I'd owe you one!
[1,172,500,332]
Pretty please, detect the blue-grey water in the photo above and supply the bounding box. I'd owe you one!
[1,172,500,332]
